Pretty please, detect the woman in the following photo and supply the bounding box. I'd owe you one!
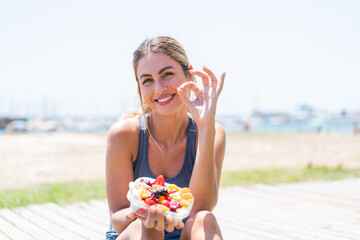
[106,36,226,239]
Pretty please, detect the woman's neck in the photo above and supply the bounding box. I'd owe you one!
[148,109,189,147]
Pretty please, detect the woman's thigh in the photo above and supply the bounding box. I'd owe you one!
[104,219,142,240]
[115,219,164,240]
[115,219,142,240]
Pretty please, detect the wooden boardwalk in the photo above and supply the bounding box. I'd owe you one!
[0,178,359,239]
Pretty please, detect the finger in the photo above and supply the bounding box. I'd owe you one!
[154,207,165,231]
[144,206,156,229]
[175,220,184,229]
[217,72,226,95]
[190,70,210,87]
[164,215,175,233]
[177,87,192,109]
[127,210,137,221]
[203,66,218,89]
[178,82,203,99]
[135,208,147,218]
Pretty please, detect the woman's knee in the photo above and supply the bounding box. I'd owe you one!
[194,211,218,226]
[181,211,222,239]
[115,219,142,240]
[196,211,217,225]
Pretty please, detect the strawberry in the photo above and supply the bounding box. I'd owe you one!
[144,198,157,206]
[161,200,170,208]
[153,175,165,186]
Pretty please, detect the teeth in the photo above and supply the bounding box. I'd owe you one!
[157,96,172,103]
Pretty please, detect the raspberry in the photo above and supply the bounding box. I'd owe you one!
[144,180,153,187]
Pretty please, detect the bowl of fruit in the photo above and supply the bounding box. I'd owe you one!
[127,175,194,226]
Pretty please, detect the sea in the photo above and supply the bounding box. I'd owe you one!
[0,118,358,135]
[223,119,358,135]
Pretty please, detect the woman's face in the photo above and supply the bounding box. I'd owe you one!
[136,53,190,116]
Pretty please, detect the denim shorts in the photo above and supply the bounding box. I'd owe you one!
[105,217,189,240]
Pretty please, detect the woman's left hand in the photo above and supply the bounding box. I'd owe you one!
[135,206,184,233]
[177,66,225,127]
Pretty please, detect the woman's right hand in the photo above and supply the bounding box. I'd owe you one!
[128,206,184,233]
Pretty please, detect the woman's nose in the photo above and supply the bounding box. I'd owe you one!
[155,79,166,93]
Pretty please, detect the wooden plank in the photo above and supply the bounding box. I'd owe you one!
[278,181,360,201]
[220,190,360,237]
[0,231,11,240]
[217,189,349,235]
[27,204,104,240]
[217,205,351,240]
[64,204,109,227]
[252,184,360,209]
[0,209,59,240]
[42,203,107,234]
[88,200,109,212]
[214,213,295,240]
[0,215,36,240]
[71,202,108,217]
[216,222,256,240]
[215,202,331,240]
[13,207,86,240]
[67,202,109,225]
[238,186,360,236]
[217,187,360,239]
[229,185,360,221]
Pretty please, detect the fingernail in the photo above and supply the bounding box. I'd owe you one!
[136,208,147,217]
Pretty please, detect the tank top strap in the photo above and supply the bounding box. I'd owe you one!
[185,115,197,169]
[133,114,150,179]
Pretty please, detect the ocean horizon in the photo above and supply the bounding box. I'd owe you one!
[1,118,358,135]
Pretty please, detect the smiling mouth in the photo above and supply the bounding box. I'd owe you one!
[155,94,175,105]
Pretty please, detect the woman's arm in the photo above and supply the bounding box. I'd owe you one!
[106,118,139,233]
[189,122,226,212]
[177,66,226,212]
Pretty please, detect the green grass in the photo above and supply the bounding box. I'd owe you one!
[1,166,360,209]
[220,165,360,187]
[0,180,106,209]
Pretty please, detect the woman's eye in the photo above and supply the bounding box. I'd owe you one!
[162,72,173,79]
[142,78,153,84]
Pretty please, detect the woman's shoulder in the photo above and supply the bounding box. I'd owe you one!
[109,116,139,134]
[107,116,140,148]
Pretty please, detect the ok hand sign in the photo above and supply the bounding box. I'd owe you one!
[177,66,225,127]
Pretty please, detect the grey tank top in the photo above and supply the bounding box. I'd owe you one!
[133,114,197,188]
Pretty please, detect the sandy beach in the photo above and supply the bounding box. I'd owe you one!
[1,132,360,190]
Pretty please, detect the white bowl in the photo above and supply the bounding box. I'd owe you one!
[127,177,194,226]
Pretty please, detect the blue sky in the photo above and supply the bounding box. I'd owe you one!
[1,0,359,117]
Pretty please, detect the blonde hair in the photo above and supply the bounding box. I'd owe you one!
[122,36,193,120]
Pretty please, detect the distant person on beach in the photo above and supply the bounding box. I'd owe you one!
[105,36,226,239]
[244,121,249,132]
[354,122,359,135]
